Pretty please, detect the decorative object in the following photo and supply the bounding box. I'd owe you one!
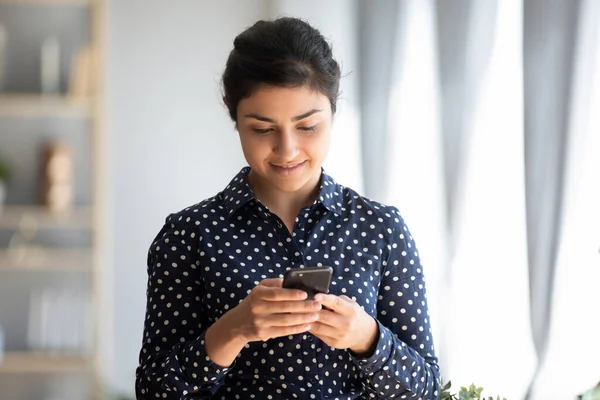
[0,154,10,215]
[69,44,97,98]
[0,23,6,91]
[0,324,5,363]
[40,36,61,94]
[27,288,92,352]
[41,141,74,212]
[441,381,506,400]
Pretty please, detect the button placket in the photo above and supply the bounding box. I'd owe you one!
[303,334,320,387]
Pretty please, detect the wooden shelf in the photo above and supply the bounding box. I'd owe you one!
[0,94,92,118]
[0,206,93,230]
[0,0,92,6]
[0,351,91,374]
[0,248,92,271]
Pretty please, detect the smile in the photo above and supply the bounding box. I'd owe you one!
[270,161,306,175]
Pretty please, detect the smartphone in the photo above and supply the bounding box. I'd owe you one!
[282,266,333,300]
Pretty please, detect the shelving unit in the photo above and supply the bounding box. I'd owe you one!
[0,351,91,374]
[0,0,91,4]
[0,248,92,271]
[0,0,105,399]
[0,93,92,118]
[0,205,93,229]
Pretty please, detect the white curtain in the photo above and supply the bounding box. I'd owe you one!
[386,0,537,397]
[443,1,537,396]
[383,0,448,372]
[360,0,600,398]
[531,0,600,398]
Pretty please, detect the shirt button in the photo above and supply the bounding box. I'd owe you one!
[277,221,282,228]
[298,222,305,229]
[308,335,313,342]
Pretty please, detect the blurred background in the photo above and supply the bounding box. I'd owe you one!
[0,0,598,399]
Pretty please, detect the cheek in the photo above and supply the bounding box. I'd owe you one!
[240,135,269,162]
[308,132,331,159]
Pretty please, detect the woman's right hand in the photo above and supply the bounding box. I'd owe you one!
[205,278,321,367]
[231,277,322,342]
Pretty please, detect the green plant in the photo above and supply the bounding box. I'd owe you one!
[579,380,600,399]
[441,381,507,400]
[0,156,10,181]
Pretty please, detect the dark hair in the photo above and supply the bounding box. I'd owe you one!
[222,17,341,122]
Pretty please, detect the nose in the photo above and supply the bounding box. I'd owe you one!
[273,129,299,159]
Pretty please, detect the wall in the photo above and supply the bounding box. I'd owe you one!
[105,0,266,394]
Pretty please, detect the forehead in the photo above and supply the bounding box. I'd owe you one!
[237,85,331,117]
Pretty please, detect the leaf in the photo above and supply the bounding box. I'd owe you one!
[458,391,471,400]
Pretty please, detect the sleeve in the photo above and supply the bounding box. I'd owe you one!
[349,207,441,399]
[135,213,234,399]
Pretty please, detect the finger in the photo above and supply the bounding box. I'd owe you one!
[264,311,319,327]
[314,308,345,328]
[313,294,352,314]
[255,285,307,301]
[259,278,283,288]
[275,300,322,313]
[310,331,338,349]
[251,299,320,316]
[310,321,340,339]
[269,323,313,338]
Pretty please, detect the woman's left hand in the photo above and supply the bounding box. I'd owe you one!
[310,293,379,356]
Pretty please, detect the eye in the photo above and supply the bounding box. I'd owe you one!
[298,124,318,132]
[252,128,272,134]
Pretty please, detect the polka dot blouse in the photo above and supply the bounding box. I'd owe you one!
[135,167,440,399]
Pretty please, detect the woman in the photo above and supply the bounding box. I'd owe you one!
[136,17,440,400]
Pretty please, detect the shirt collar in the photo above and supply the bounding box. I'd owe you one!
[316,170,342,215]
[221,167,254,217]
[221,166,342,217]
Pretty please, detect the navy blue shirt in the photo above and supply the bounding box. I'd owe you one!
[136,167,440,399]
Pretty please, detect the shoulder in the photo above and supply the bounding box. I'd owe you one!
[163,195,225,226]
[337,185,406,229]
[149,194,226,249]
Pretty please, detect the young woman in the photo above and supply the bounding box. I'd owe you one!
[136,17,440,400]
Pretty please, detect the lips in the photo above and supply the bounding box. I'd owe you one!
[270,161,306,175]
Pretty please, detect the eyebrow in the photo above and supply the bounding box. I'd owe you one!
[243,109,323,123]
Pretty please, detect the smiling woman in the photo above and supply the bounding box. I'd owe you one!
[135,17,441,400]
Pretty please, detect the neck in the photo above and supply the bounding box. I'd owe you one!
[247,170,321,220]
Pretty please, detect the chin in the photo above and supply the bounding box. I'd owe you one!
[258,162,320,192]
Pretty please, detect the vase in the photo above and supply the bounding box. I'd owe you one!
[0,179,6,215]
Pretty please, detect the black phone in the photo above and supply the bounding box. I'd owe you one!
[282,266,333,300]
